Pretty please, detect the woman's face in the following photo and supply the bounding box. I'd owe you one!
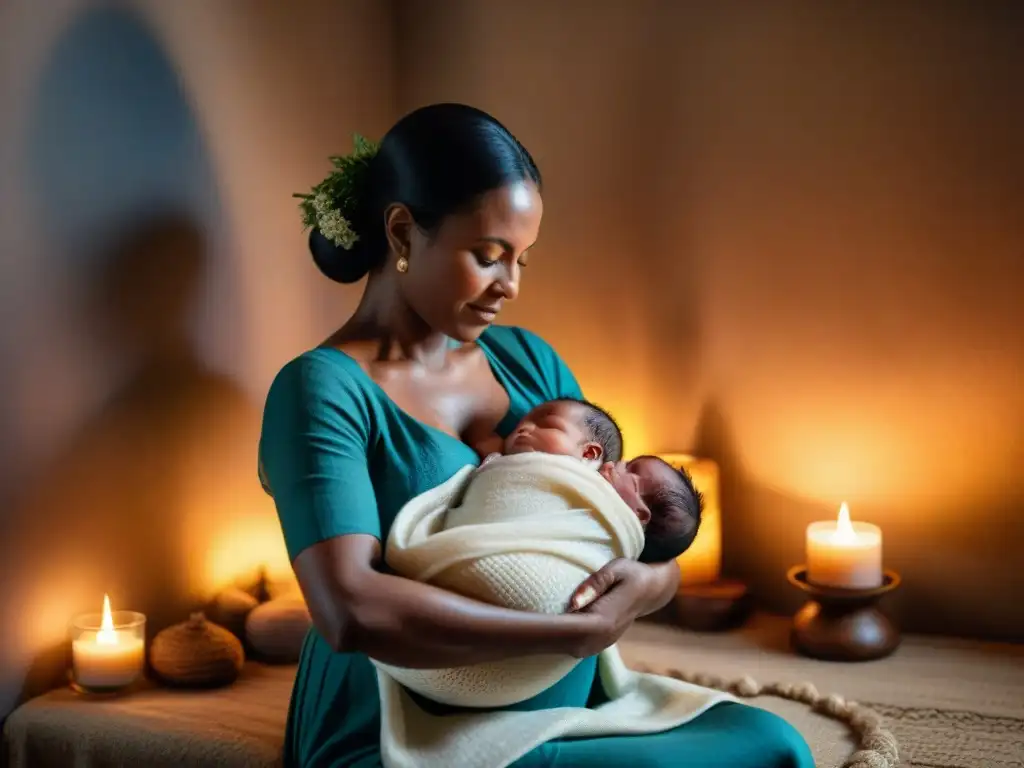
[401,181,543,341]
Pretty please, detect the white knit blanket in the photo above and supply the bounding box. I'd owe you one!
[372,453,734,768]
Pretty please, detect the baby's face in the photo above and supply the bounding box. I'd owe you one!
[626,455,692,530]
[504,402,602,461]
[627,455,680,502]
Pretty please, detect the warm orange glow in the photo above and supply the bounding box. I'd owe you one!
[198,518,292,597]
[177,454,293,597]
[658,454,722,586]
[594,403,651,458]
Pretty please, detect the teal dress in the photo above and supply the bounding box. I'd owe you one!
[259,326,813,768]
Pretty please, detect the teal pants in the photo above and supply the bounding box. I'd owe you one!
[345,702,813,768]
[309,658,814,767]
[510,701,814,767]
[505,658,814,767]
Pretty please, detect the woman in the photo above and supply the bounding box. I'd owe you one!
[259,103,814,768]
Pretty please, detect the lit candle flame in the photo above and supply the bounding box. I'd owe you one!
[831,502,857,544]
[97,594,118,645]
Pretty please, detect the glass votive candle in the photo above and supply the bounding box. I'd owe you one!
[70,596,146,694]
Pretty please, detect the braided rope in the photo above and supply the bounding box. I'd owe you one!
[636,666,900,768]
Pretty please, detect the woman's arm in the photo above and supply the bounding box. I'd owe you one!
[294,534,612,667]
[263,354,623,669]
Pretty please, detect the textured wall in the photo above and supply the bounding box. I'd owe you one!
[396,0,1024,640]
[0,0,395,718]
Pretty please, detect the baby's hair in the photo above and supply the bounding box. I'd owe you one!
[637,456,704,563]
[552,398,623,463]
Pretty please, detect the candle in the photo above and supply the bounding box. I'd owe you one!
[657,454,722,586]
[806,503,883,589]
[71,595,146,692]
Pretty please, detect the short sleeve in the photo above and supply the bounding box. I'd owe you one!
[509,326,585,401]
[259,352,381,562]
[538,334,584,401]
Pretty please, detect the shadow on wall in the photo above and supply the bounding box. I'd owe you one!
[2,213,263,709]
[0,7,273,719]
[25,6,221,267]
[693,399,1023,643]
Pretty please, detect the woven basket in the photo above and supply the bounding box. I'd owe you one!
[150,612,245,687]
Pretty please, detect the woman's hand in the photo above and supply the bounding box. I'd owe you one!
[566,558,680,658]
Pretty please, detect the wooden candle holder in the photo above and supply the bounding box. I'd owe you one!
[673,579,752,632]
[787,565,901,662]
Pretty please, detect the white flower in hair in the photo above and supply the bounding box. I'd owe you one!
[293,133,380,251]
[317,208,359,251]
[311,192,334,217]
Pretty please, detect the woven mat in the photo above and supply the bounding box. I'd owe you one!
[621,614,1024,768]
[5,615,1022,768]
[858,704,1024,768]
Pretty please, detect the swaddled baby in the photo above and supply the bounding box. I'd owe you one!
[373,399,704,708]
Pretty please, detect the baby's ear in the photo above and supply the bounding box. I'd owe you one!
[582,442,604,462]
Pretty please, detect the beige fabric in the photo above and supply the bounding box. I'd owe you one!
[4,616,1022,767]
[377,646,731,768]
[373,454,730,767]
[375,454,644,707]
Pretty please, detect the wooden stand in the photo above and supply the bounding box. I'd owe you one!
[673,579,751,632]
[787,565,901,661]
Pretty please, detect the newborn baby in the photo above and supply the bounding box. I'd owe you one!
[484,398,703,564]
[376,398,703,707]
[374,398,705,707]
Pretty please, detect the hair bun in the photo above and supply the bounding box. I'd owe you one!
[309,228,371,284]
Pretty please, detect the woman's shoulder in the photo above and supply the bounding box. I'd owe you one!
[478,324,558,361]
[263,347,374,417]
[478,325,583,401]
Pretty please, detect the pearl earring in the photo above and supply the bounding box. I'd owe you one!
[396,256,409,274]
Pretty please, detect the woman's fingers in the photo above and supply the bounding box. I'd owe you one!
[569,574,607,611]
[568,560,626,612]
[570,585,598,612]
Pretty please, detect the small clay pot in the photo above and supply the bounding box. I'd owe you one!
[206,587,260,640]
[265,575,302,602]
[150,612,245,687]
[245,597,312,664]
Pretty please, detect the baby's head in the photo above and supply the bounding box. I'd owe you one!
[505,399,622,465]
[628,455,704,563]
[505,403,702,563]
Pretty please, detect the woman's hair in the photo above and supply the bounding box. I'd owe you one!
[310,103,542,284]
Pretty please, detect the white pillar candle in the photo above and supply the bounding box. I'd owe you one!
[806,503,883,589]
[71,595,146,691]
